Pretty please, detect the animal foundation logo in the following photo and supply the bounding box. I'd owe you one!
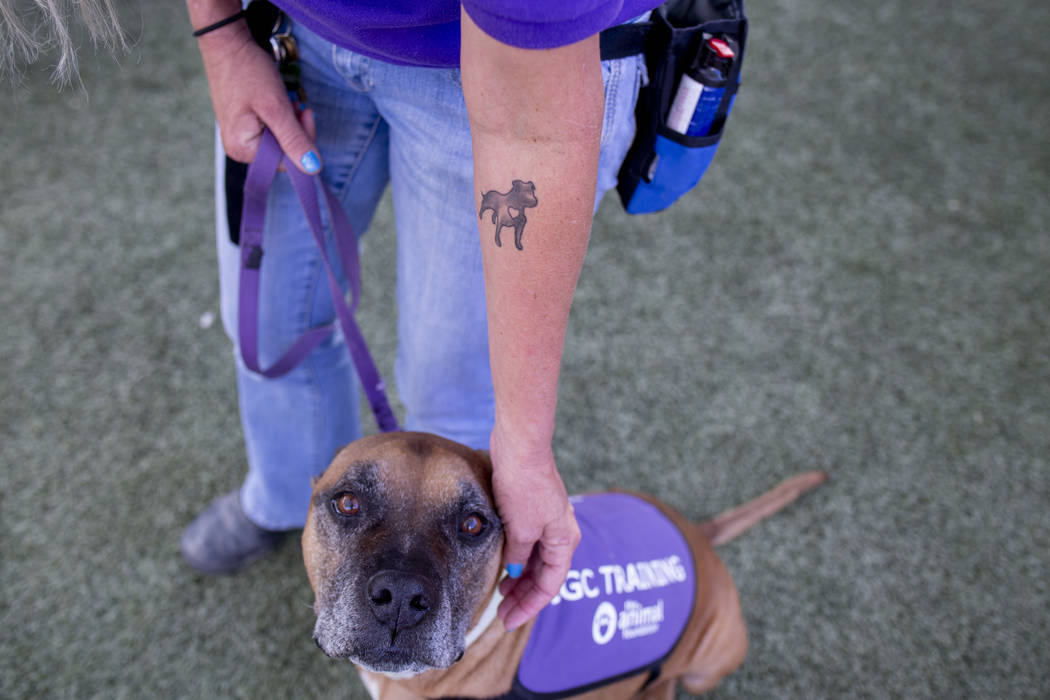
[592,599,666,645]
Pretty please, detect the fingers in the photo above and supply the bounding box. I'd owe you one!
[299,107,318,142]
[501,531,538,582]
[498,516,580,631]
[497,561,567,631]
[203,37,320,173]
[253,95,321,173]
[221,110,265,164]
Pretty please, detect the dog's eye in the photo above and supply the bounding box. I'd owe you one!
[460,513,486,536]
[332,492,360,517]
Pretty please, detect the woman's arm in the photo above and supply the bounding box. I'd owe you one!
[460,7,604,630]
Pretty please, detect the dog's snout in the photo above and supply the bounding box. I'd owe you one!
[367,570,434,631]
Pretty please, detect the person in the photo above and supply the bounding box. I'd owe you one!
[0,0,127,85]
[180,0,658,631]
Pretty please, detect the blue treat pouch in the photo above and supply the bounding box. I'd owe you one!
[617,1,747,214]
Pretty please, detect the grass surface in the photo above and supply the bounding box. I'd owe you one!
[2,1,1048,698]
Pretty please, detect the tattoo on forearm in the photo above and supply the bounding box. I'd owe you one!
[478,180,538,251]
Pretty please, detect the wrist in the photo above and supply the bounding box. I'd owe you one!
[187,0,242,26]
[194,18,258,73]
[188,0,250,46]
[488,357,561,461]
[192,10,245,38]
[490,419,555,473]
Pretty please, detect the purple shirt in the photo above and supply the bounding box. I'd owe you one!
[271,0,661,67]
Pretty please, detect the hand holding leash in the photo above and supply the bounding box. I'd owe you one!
[192,5,320,173]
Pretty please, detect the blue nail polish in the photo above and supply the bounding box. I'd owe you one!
[300,150,321,174]
[506,564,523,579]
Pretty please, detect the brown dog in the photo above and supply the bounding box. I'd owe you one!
[303,431,825,699]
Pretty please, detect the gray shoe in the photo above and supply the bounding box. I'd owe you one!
[180,490,289,575]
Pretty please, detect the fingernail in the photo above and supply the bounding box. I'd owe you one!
[300,150,321,174]
[506,564,523,579]
[505,611,524,631]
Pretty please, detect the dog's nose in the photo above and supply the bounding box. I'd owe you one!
[367,570,434,631]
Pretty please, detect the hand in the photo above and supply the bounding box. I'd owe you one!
[491,427,581,631]
[195,19,319,172]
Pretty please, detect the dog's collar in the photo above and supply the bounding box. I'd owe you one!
[463,584,504,650]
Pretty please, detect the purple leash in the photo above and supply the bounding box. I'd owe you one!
[237,129,400,433]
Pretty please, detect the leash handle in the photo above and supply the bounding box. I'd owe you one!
[237,129,400,432]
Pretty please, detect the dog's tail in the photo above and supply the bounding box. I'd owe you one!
[698,471,828,547]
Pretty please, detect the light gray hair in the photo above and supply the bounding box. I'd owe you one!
[1,0,128,85]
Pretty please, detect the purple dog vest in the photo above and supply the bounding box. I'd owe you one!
[513,493,696,697]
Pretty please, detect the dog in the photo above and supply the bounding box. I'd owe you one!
[303,431,826,699]
[478,180,538,251]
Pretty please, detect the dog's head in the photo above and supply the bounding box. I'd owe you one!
[509,179,538,209]
[303,432,504,675]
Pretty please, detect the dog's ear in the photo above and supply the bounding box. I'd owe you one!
[473,449,493,470]
[471,449,495,492]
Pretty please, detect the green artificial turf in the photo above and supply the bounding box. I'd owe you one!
[2,1,1048,697]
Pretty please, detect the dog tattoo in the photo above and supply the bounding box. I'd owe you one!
[478,180,538,251]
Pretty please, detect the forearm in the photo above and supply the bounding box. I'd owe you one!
[461,8,604,454]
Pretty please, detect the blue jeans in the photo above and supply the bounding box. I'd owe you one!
[214,20,645,529]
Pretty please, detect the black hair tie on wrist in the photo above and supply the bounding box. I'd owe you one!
[192,9,247,37]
